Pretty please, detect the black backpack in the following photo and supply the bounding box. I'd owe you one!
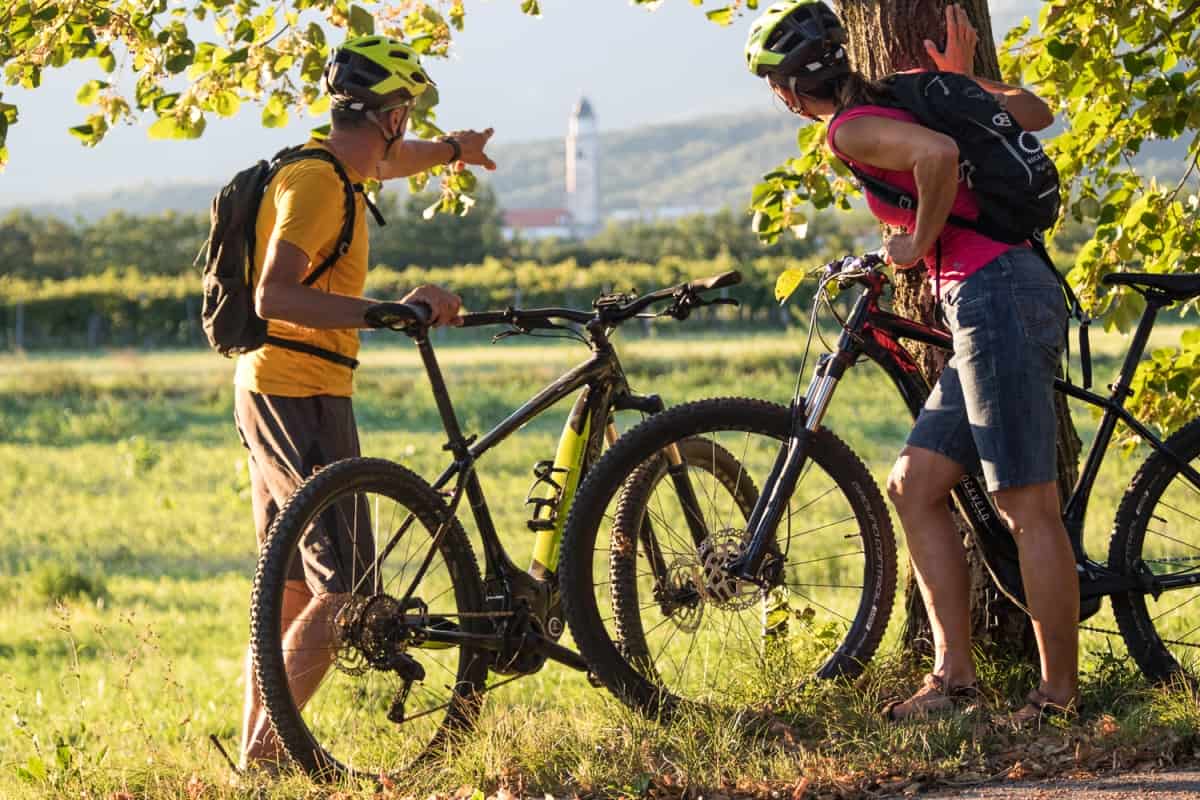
[835,71,1092,385]
[844,71,1061,244]
[198,145,384,370]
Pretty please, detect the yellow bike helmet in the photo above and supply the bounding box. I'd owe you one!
[745,0,848,93]
[325,36,435,112]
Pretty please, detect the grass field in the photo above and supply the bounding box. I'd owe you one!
[2,325,1199,799]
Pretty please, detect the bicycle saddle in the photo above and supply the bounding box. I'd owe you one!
[1102,272,1200,301]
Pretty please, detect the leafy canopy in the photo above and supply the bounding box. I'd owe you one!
[0,0,504,211]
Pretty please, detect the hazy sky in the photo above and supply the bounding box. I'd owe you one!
[0,0,1038,204]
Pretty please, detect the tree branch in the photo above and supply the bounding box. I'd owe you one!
[1136,0,1200,54]
[1168,146,1200,204]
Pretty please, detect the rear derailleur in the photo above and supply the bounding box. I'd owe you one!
[335,593,432,724]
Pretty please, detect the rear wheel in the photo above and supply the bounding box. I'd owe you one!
[1110,418,1200,683]
[561,398,897,717]
[251,457,489,780]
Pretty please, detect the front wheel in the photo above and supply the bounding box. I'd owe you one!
[1110,418,1200,683]
[561,397,897,717]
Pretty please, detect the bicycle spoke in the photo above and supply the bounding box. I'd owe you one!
[788,588,853,624]
[1150,590,1200,623]
[1145,524,1200,556]
[787,550,864,567]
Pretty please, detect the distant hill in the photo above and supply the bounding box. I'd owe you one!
[487,108,799,214]
[4,108,1190,221]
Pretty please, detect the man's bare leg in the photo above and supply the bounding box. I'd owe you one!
[241,581,343,768]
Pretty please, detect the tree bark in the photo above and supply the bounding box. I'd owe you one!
[834,0,1083,663]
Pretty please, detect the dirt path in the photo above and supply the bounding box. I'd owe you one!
[922,768,1200,799]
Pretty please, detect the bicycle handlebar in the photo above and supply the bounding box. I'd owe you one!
[364,270,743,334]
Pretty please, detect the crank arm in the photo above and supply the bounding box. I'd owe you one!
[418,627,589,672]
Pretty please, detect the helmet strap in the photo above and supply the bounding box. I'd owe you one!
[367,108,407,158]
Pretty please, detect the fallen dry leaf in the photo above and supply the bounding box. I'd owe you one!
[185,774,206,799]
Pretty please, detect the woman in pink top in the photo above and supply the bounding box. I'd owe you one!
[747,1,1078,724]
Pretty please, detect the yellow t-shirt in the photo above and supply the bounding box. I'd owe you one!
[234,141,370,398]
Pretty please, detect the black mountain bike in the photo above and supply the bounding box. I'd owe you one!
[249,273,749,779]
[561,250,1200,718]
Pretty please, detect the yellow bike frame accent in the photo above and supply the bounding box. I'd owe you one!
[530,392,593,576]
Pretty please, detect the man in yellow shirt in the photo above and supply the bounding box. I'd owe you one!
[234,35,496,770]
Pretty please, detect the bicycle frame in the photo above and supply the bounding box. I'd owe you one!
[374,322,697,670]
[738,274,1200,609]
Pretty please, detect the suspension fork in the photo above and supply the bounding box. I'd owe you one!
[731,306,867,583]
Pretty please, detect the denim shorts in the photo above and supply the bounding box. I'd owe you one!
[906,247,1067,491]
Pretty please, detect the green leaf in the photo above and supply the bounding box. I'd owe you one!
[213,91,240,117]
[307,95,330,116]
[97,47,117,72]
[520,0,541,16]
[775,268,807,303]
[165,50,194,74]
[147,116,179,139]
[75,80,106,106]
[705,7,734,26]
[25,756,46,782]
[221,47,249,64]
[1046,39,1077,61]
[262,98,290,129]
[153,93,180,113]
[349,4,375,35]
[234,19,255,42]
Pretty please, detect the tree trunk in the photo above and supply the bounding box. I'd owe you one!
[835,0,1083,662]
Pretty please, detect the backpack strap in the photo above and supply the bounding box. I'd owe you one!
[1030,233,1092,389]
[267,147,387,287]
[264,334,360,370]
[248,145,387,371]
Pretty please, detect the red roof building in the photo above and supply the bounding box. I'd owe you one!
[501,208,574,240]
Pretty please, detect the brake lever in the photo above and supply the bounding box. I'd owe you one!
[491,317,572,344]
[491,328,524,344]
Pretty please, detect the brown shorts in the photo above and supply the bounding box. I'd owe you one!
[234,388,376,596]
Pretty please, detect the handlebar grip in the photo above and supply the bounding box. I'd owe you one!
[458,310,511,328]
[363,301,431,330]
[687,270,742,292]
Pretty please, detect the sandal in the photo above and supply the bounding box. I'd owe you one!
[994,687,1079,730]
[882,673,980,721]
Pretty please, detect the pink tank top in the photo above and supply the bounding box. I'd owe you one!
[826,105,1017,295]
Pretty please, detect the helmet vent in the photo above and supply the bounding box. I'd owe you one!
[389,50,410,59]
[411,72,427,83]
[359,38,381,47]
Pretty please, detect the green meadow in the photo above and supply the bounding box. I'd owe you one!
[2,325,1198,798]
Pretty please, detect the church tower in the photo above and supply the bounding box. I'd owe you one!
[565,96,600,235]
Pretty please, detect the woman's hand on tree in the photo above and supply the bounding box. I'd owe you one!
[924,4,977,76]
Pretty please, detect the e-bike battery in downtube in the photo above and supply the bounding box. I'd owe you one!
[733,353,842,582]
[529,390,592,579]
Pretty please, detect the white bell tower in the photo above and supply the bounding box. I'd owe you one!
[565,96,600,234]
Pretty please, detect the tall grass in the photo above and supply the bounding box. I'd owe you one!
[0,326,1196,798]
